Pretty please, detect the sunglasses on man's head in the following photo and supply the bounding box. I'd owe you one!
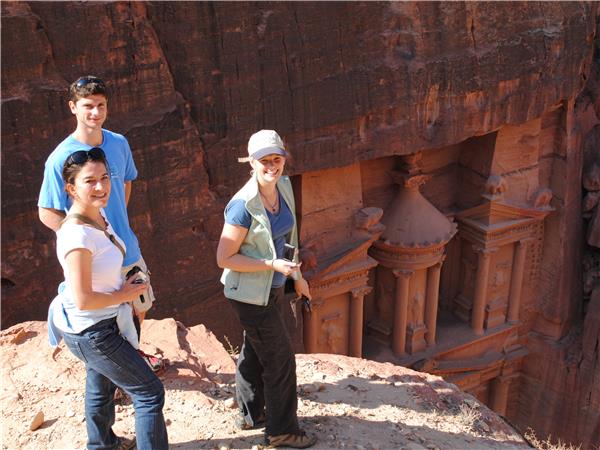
[66,147,106,166]
[75,77,106,89]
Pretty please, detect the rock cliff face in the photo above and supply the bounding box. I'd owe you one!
[1,1,598,447]
[517,50,600,447]
[518,289,600,448]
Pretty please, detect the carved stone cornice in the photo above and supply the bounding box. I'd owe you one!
[310,268,369,293]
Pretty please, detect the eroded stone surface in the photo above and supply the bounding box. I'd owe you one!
[1,0,595,338]
[1,2,599,448]
[0,320,530,450]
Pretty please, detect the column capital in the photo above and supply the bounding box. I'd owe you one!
[471,245,498,257]
[351,285,372,300]
[517,238,535,247]
[494,373,516,383]
[305,298,324,311]
[392,269,414,279]
[432,256,445,270]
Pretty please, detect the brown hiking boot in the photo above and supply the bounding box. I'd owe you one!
[266,431,316,448]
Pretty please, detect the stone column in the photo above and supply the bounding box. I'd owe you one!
[392,269,413,356]
[507,240,529,324]
[349,286,372,357]
[471,247,494,335]
[490,375,510,416]
[425,260,444,346]
[302,299,320,353]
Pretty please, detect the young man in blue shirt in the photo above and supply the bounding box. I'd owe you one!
[38,76,162,371]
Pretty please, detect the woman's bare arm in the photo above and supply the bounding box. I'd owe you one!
[65,249,147,310]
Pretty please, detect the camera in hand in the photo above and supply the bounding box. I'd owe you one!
[283,243,298,262]
[283,243,300,280]
[125,266,146,303]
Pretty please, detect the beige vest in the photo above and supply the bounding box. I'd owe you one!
[220,175,298,306]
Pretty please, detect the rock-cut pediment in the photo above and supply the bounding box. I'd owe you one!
[456,201,550,232]
[309,236,378,282]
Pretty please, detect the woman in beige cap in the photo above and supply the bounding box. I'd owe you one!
[217,130,316,448]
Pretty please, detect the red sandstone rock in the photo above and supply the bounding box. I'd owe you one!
[29,411,44,432]
[588,206,600,248]
[583,192,600,213]
[1,0,595,336]
[584,163,600,192]
[0,320,530,449]
[1,2,599,448]
[519,287,600,449]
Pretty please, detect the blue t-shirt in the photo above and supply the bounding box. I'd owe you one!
[225,190,294,288]
[38,129,141,266]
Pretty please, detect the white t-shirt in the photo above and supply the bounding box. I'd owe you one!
[55,214,126,332]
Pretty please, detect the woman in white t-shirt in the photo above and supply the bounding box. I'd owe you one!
[47,148,168,450]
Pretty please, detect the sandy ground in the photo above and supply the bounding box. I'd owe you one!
[1,320,531,450]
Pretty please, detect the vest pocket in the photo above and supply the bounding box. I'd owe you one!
[226,270,240,291]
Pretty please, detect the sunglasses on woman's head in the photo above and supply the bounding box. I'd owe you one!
[66,147,106,166]
[75,77,106,89]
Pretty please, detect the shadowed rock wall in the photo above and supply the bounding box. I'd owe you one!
[1,1,598,446]
[514,39,600,448]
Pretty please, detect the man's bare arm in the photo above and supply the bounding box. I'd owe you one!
[38,207,66,232]
[125,181,132,207]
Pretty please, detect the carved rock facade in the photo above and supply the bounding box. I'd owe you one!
[1,2,599,447]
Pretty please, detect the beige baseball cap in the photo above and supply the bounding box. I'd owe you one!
[238,129,287,162]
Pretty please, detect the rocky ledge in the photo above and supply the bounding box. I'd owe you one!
[1,319,529,449]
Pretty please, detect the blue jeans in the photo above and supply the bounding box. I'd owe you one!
[62,317,168,450]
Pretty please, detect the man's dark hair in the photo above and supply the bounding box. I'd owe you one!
[69,76,108,102]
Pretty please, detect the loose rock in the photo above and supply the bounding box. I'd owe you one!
[224,397,236,409]
[29,411,44,431]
